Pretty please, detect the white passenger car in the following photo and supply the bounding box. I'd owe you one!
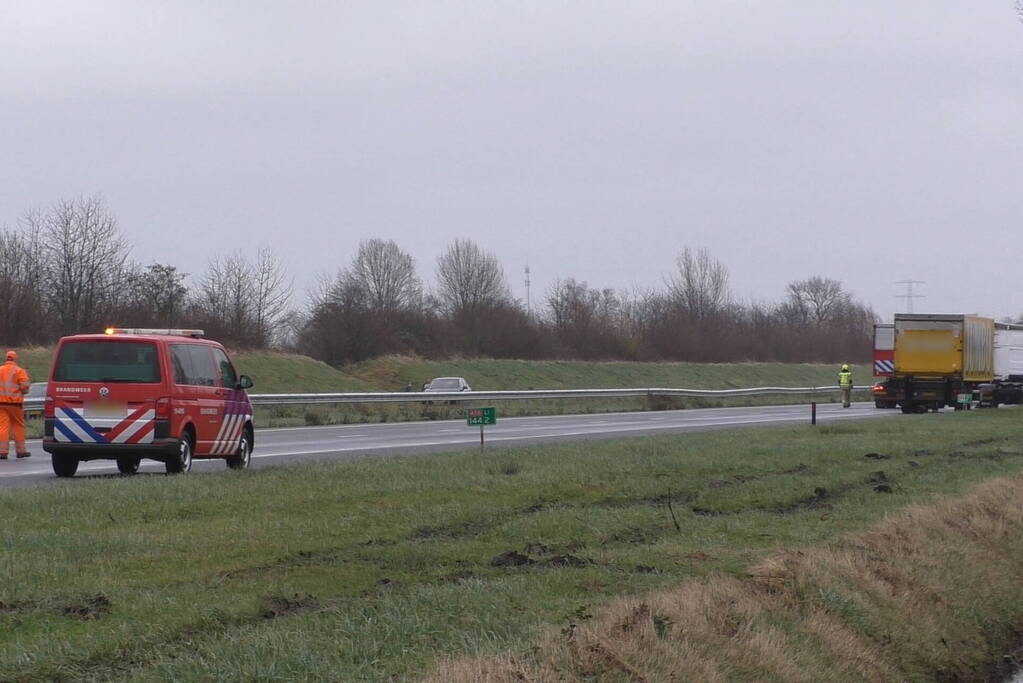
[423,377,472,393]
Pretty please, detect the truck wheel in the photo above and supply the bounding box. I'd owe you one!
[166,434,193,474]
[900,404,916,414]
[225,428,252,470]
[52,454,79,478]
[117,457,140,475]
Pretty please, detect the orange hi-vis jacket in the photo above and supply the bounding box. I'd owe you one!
[0,361,29,404]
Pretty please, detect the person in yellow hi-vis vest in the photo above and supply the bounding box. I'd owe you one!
[0,350,31,459]
[838,364,853,408]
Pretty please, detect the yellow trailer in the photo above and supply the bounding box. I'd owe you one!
[890,314,994,412]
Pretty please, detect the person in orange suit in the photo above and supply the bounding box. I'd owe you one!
[0,350,31,459]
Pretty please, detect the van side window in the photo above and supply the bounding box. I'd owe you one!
[213,348,238,388]
[170,344,218,386]
[188,346,218,386]
[170,345,194,385]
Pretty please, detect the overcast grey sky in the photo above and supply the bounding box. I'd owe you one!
[2,1,1021,321]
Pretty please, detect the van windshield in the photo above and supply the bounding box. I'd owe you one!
[54,341,161,383]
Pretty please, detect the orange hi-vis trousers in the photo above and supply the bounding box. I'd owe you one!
[0,403,26,455]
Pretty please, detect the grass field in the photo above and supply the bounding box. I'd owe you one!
[348,355,868,392]
[2,409,1022,680]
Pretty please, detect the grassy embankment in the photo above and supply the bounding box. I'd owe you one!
[268,356,870,428]
[3,409,1023,680]
[13,348,867,394]
[13,348,373,394]
[11,347,51,388]
[18,348,870,433]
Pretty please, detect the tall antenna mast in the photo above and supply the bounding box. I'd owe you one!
[524,263,532,316]
[895,279,925,314]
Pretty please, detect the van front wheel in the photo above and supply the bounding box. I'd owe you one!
[226,428,251,470]
[166,434,193,474]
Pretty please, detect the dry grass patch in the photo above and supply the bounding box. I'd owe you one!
[427,474,1023,682]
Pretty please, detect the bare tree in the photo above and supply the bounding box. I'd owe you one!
[350,239,421,312]
[300,269,381,363]
[546,278,633,358]
[784,276,851,325]
[37,196,131,335]
[120,264,190,326]
[252,248,293,346]
[435,239,510,315]
[189,249,291,346]
[192,252,256,345]
[297,239,423,361]
[433,239,517,354]
[0,225,48,344]
[275,309,307,350]
[546,280,575,328]
[667,247,730,319]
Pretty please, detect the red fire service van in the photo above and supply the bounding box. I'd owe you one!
[42,328,255,478]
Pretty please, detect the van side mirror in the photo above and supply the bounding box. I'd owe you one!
[237,375,254,390]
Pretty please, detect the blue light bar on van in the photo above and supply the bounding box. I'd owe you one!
[103,328,205,338]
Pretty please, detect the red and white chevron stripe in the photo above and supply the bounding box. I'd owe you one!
[107,406,156,444]
[210,412,251,455]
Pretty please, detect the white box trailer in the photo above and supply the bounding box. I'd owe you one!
[993,324,1023,380]
[975,322,1023,407]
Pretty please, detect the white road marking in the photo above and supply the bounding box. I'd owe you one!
[1,403,896,483]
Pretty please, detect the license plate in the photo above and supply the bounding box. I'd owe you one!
[84,401,127,419]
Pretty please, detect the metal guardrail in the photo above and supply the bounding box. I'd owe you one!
[21,385,870,413]
[246,386,870,405]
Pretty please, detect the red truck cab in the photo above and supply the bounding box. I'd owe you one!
[42,328,254,477]
[872,323,898,408]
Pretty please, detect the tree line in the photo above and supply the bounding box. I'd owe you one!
[0,196,876,364]
[0,196,290,348]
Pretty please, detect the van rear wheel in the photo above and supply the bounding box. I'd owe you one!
[52,454,79,478]
[117,457,140,475]
[166,434,193,474]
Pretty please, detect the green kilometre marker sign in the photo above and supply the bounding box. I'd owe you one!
[468,407,496,450]
[467,407,496,426]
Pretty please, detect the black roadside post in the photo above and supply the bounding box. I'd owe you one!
[811,401,817,425]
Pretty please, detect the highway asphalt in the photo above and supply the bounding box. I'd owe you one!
[0,401,899,489]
